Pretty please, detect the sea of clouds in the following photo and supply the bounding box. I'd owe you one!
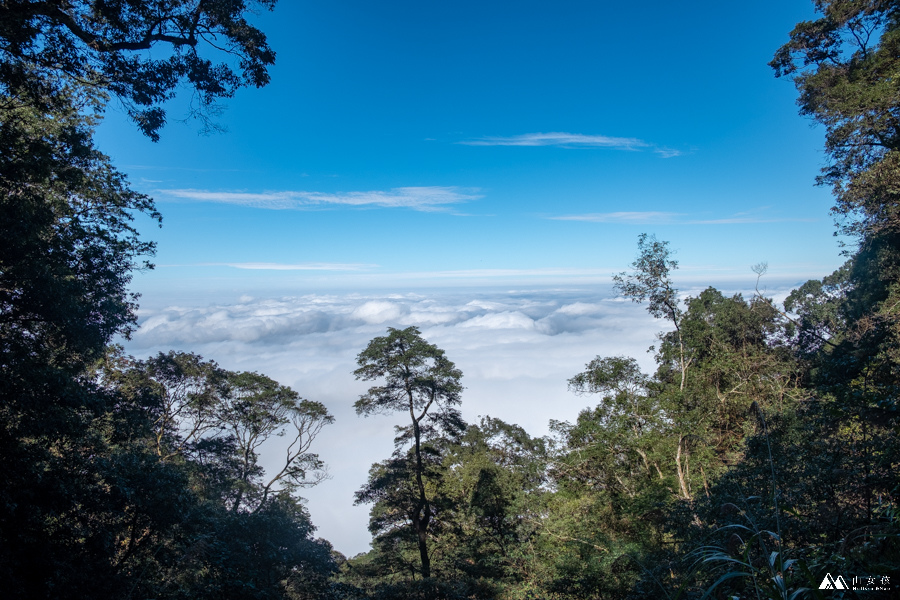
[123,283,770,556]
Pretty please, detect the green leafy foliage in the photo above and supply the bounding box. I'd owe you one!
[1,0,278,139]
[436,418,548,585]
[613,233,690,392]
[0,98,159,375]
[353,327,465,580]
[0,1,349,598]
[771,0,900,234]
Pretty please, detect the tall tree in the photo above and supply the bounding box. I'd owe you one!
[0,2,291,597]
[772,0,900,406]
[612,234,701,505]
[0,96,163,598]
[613,234,689,390]
[771,0,900,240]
[353,327,464,579]
[765,2,900,570]
[0,98,160,377]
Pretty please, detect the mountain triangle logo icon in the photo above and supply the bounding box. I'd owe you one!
[819,573,848,590]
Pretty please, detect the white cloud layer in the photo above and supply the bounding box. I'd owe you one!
[160,186,481,211]
[123,284,782,557]
[131,289,659,349]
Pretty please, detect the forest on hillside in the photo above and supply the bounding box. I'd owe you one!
[1,1,898,598]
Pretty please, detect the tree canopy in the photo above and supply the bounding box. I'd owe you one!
[1,0,278,139]
[0,2,347,598]
[771,0,900,257]
[354,327,465,580]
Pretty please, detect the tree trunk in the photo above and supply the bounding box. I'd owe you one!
[675,435,691,500]
[409,388,431,577]
[415,511,431,578]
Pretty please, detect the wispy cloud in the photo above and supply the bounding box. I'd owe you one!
[460,132,648,150]
[654,148,683,158]
[221,262,377,271]
[552,211,681,224]
[386,267,613,280]
[550,210,817,225]
[159,186,481,212]
[688,216,816,225]
[156,262,378,271]
[459,132,684,158]
[125,165,250,173]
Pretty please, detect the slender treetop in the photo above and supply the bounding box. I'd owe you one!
[612,233,681,323]
[354,326,463,427]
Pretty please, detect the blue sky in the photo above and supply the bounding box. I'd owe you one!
[101,0,848,555]
[96,0,843,295]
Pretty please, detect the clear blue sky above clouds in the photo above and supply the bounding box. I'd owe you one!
[95,0,845,298]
